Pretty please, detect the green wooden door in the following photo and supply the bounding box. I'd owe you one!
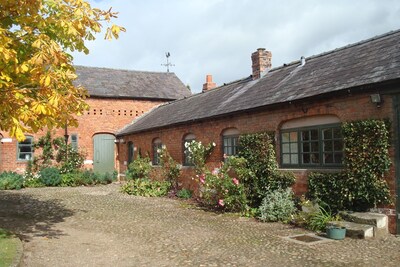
[93,134,115,174]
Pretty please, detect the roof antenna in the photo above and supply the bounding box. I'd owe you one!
[161,52,175,72]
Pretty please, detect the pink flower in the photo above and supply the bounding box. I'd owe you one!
[218,199,225,207]
[232,178,239,186]
[212,168,220,175]
[223,154,228,159]
[199,174,206,184]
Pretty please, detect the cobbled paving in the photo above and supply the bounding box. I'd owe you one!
[0,184,399,266]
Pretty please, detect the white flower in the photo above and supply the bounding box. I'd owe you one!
[185,142,189,148]
[212,142,216,147]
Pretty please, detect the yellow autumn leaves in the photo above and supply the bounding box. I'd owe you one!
[0,0,125,141]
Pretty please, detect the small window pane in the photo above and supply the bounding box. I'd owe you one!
[311,142,319,152]
[282,133,290,142]
[282,143,290,153]
[333,128,342,138]
[302,142,310,152]
[324,141,333,152]
[290,143,298,153]
[322,129,332,140]
[334,153,343,164]
[290,132,298,142]
[334,140,343,151]
[311,153,320,163]
[302,131,309,141]
[282,154,290,164]
[324,153,333,163]
[311,130,318,140]
[303,154,310,164]
[291,154,299,164]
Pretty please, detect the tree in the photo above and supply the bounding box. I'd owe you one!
[0,0,125,141]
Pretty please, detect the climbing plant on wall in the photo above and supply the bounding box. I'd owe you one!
[238,132,295,207]
[308,119,392,212]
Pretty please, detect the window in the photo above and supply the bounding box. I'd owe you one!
[281,124,343,168]
[152,138,163,165]
[70,134,78,150]
[127,141,134,164]
[17,136,33,161]
[222,128,240,160]
[183,133,196,166]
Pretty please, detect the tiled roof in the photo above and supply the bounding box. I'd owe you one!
[75,66,191,100]
[117,29,400,136]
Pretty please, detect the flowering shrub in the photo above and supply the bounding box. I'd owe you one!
[185,140,216,174]
[199,156,248,212]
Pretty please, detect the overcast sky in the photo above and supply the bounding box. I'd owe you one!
[73,0,400,93]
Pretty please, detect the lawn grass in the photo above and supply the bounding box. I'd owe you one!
[0,228,18,267]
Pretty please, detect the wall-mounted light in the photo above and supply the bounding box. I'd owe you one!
[370,94,382,107]
[1,138,12,143]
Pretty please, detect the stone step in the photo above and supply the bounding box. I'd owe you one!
[339,211,388,237]
[328,221,374,239]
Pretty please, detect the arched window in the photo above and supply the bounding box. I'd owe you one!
[127,141,134,164]
[280,115,343,168]
[222,128,240,160]
[17,136,34,161]
[182,133,196,166]
[152,138,163,165]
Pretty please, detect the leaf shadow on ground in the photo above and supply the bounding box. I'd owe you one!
[0,190,76,242]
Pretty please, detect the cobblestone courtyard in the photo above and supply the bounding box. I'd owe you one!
[0,184,399,266]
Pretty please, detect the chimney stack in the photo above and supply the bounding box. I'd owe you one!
[202,74,217,92]
[251,48,272,80]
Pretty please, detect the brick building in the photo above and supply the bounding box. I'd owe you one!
[0,66,190,174]
[116,30,400,234]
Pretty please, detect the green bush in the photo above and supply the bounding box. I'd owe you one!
[177,188,192,199]
[0,172,24,190]
[39,167,61,186]
[126,155,152,180]
[24,174,45,188]
[238,132,295,206]
[93,172,115,185]
[258,188,296,222]
[60,172,78,187]
[307,206,338,232]
[121,178,171,197]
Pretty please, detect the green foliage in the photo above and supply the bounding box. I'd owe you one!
[259,188,296,222]
[0,172,24,190]
[126,155,152,180]
[159,147,181,190]
[238,132,295,206]
[185,140,216,175]
[307,206,338,232]
[31,131,85,174]
[177,188,193,199]
[39,167,61,186]
[199,156,248,212]
[24,173,45,188]
[121,179,171,197]
[0,228,18,267]
[308,172,349,212]
[60,170,115,187]
[308,119,392,212]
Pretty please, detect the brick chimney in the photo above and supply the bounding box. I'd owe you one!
[202,74,217,92]
[251,48,272,80]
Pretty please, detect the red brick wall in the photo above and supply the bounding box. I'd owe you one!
[117,92,398,233]
[0,97,165,173]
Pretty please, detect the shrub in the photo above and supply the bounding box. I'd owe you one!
[238,132,295,206]
[60,173,78,187]
[0,172,24,190]
[126,155,152,180]
[177,188,192,199]
[307,206,338,232]
[258,188,296,222]
[121,178,171,197]
[39,167,61,186]
[159,147,181,190]
[185,140,216,175]
[24,173,45,188]
[199,157,248,212]
[93,172,115,185]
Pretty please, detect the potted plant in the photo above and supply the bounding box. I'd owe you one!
[326,222,346,240]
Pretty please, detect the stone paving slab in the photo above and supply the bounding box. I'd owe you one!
[0,184,399,266]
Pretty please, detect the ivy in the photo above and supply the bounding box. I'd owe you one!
[238,132,295,207]
[308,119,392,212]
